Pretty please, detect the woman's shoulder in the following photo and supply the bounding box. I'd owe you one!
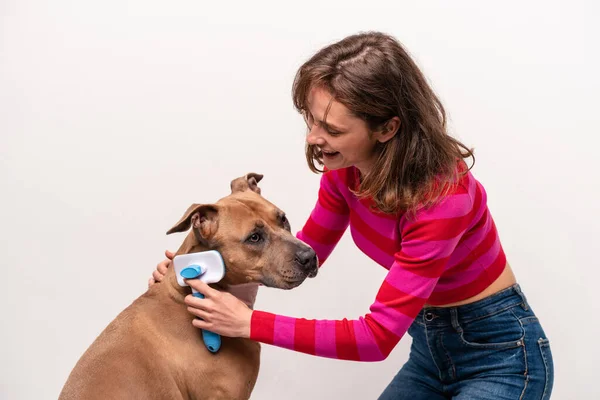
[410,168,482,224]
[321,166,357,188]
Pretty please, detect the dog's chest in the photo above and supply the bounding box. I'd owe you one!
[180,339,261,399]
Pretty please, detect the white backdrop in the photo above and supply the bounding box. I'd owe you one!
[1,1,598,399]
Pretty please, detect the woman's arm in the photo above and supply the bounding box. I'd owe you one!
[250,182,479,362]
[295,170,350,267]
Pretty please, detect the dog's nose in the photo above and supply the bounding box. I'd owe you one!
[294,247,318,277]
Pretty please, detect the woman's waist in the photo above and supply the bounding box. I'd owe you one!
[424,262,517,308]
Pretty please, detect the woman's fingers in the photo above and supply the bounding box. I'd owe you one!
[187,306,210,321]
[152,270,164,282]
[185,279,219,298]
[184,294,214,310]
[148,250,174,287]
[192,318,212,330]
[157,260,170,275]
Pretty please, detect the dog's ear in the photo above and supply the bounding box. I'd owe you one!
[230,172,263,195]
[166,204,219,244]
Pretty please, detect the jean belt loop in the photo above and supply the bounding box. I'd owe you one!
[514,284,529,311]
[450,308,462,333]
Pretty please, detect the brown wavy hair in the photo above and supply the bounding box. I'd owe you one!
[293,31,474,215]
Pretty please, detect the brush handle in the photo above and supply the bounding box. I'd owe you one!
[192,291,221,353]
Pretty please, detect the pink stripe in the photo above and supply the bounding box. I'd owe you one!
[385,264,439,299]
[467,182,488,230]
[436,237,502,291]
[296,231,336,263]
[349,197,399,241]
[315,320,337,358]
[369,301,415,337]
[322,170,346,201]
[400,235,463,260]
[273,315,296,350]
[310,203,350,230]
[350,227,395,268]
[414,173,476,221]
[353,319,385,361]
[447,211,492,268]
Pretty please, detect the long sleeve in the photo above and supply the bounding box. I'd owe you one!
[295,170,350,267]
[250,180,480,362]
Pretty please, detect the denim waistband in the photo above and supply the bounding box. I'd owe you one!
[416,284,529,327]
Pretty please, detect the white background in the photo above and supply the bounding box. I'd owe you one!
[1,1,598,399]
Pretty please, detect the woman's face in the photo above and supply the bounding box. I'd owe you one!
[305,87,395,175]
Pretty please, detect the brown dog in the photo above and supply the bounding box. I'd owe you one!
[59,173,318,400]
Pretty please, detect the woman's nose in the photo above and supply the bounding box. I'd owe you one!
[306,127,326,146]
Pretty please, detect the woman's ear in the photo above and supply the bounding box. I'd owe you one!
[376,116,401,143]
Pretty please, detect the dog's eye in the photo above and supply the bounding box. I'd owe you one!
[280,214,291,231]
[247,233,262,243]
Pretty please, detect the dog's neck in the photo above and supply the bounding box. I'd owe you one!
[162,234,259,308]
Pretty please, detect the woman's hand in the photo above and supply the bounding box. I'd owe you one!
[184,279,253,338]
[148,250,175,287]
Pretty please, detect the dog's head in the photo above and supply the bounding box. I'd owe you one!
[166,173,318,290]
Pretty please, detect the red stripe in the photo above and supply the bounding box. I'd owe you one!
[404,207,475,240]
[335,320,360,360]
[427,251,507,305]
[250,311,276,344]
[450,218,498,273]
[422,162,471,201]
[349,212,399,254]
[375,281,426,318]
[405,186,481,240]
[347,167,401,220]
[294,319,316,355]
[302,217,346,245]
[318,187,349,214]
[337,167,353,188]
[393,254,450,278]
[364,314,400,357]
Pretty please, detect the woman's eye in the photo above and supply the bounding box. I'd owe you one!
[248,233,261,243]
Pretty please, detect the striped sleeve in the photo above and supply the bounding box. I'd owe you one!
[295,170,350,266]
[250,181,476,362]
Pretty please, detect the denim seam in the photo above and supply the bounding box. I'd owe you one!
[456,329,524,350]
[519,316,539,325]
[538,338,551,400]
[514,308,529,400]
[424,324,444,382]
[439,332,456,382]
[460,302,523,324]
[519,375,530,400]
[515,285,529,311]
[458,307,525,349]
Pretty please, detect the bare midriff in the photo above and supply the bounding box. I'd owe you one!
[424,262,517,308]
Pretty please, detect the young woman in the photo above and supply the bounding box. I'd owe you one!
[150,32,553,399]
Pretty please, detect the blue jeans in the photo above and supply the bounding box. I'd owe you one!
[379,284,554,399]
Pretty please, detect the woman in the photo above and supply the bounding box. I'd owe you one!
[150,32,553,399]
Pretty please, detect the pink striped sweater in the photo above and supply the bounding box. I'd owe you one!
[250,165,507,361]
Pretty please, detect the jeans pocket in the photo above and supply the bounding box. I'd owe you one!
[458,307,525,350]
[538,338,554,400]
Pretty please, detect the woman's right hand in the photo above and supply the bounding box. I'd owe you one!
[148,250,175,287]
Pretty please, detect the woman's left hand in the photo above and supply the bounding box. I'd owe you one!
[184,279,253,338]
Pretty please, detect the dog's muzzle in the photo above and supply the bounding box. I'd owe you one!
[294,247,318,278]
